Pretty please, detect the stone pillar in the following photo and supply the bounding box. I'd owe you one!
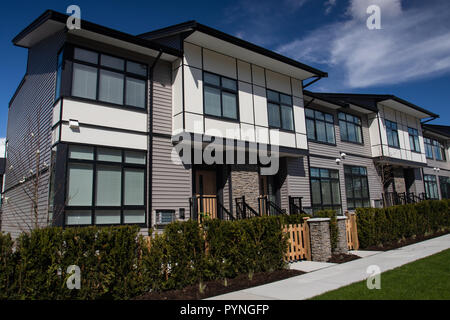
[335,216,348,254]
[308,218,332,262]
[230,164,260,210]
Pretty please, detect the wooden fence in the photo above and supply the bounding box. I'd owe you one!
[283,218,311,262]
[346,212,359,250]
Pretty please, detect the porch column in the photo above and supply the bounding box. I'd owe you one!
[335,216,349,254]
[308,218,332,262]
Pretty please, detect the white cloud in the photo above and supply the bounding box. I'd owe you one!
[0,138,5,158]
[277,0,450,89]
[324,0,337,15]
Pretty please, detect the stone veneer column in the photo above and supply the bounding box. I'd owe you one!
[230,164,260,211]
[335,216,348,254]
[308,218,332,262]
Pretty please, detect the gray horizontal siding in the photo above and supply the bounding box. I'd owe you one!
[286,156,311,207]
[152,136,192,223]
[153,61,173,135]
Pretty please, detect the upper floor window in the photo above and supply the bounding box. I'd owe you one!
[65,145,146,226]
[433,139,446,161]
[203,72,238,120]
[338,112,362,144]
[55,49,64,100]
[267,89,294,131]
[71,47,148,109]
[424,137,433,159]
[408,127,421,153]
[305,108,335,144]
[385,119,399,148]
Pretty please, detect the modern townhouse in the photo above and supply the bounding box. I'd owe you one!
[1,10,449,238]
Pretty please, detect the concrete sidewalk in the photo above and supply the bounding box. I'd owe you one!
[208,234,450,300]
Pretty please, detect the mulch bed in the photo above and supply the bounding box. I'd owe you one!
[328,253,361,263]
[134,269,304,300]
[364,229,450,251]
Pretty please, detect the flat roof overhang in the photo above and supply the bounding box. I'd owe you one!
[13,10,182,61]
[373,156,427,168]
[304,92,376,115]
[378,98,439,120]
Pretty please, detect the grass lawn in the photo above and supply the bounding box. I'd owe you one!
[312,249,450,300]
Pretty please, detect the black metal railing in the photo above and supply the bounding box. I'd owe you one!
[381,192,429,207]
[235,196,259,220]
[189,195,234,222]
[258,195,287,216]
[289,196,306,215]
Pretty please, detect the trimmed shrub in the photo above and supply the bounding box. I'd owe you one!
[356,200,450,249]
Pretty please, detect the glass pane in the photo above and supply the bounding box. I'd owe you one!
[267,90,279,102]
[315,111,324,120]
[125,151,146,164]
[65,210,92,225]
[204,86,221,116]
[361,178,369,197]
[409,135,415,151]
[310,168,320,177]
[311,179,321,204]
[99,70,124,104]
[74,48,98,64]
[331,180,341,204]
[222,91,237,119]
[330,171,339,179]
[95,210,121,225]
[95,165,121,206]
[204,73,220,86]
[126,77,146,108]
[355,125,362,143]
[306,119,316,140]
[353,177,362,198]
[72,63,97,100]
[339,121,348,141]
[393,132,399,147]
[268,103,281,128]
[348,123,356,142]
[281,105,294,131]
[321,180,332,204]
[97,148,122,162]
[124,210,145,224]
[325,114,333,123]
[101,54,125,70]
[222,78,237,91]
[305,108,314,118]
[127,61,147,76]
[67,163,93,206]
[326,122,335,143]
[280,94,292,105]
[345,176,353,199]
[338,113,346,120]
[124,169,145,205]
[316,121,326,142]
[320,169,329,178]
[69,145,94,160]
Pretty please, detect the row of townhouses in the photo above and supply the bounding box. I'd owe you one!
[1,10,449,237]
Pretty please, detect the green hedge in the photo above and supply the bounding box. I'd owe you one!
[0,214,305,299]
[356,199,450,249]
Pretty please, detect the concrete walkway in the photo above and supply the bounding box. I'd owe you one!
[208,234,450,300]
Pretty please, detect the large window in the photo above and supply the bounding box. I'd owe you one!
[310,168,341,214]
[344,166,370,210]
[385,119,399,148]
[65,145,146,226]
[424,137,434,159]
[424,175,439,200]
[71,47,147,109]
[408,127,421,153]
[267,89,294,131]
[439,176,450,199]
[306,108,335,144]
[339,112,362,144]
[433,139,446,161]
[203,72,238,120]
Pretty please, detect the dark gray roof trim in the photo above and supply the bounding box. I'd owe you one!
[139,21,328,78]
[422,124,450,138]
[13,10,182,57]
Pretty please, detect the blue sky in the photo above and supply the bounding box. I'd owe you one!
[1,0,450,139]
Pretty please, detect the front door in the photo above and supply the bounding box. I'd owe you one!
[259,175,277,215]
[195,170,217,219]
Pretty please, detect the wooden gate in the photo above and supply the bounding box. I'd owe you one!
[346,212,359,250]
[283,218,311,262]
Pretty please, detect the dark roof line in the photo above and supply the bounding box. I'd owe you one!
[422,124,450,138]
[138,20,328,78]
[304,91,438,118]
[13,10,182,57]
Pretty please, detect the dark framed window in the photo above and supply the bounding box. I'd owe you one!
[385,119,399,148]
[424,174,439,200]
[305,108,335,144]
[70,47,148,109]
[55,49,64,100]
[338,112,363,144]
[424,137,433,159]
[408,127,421,153]
[203,71,238,120]
[266,89,294,131]
[433,139,446,161]
[65,145,146,226]
[439,176,450,199]
[310,168,341,214]
[344,165,370,210]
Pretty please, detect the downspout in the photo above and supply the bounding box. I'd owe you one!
[148,50,163,229]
